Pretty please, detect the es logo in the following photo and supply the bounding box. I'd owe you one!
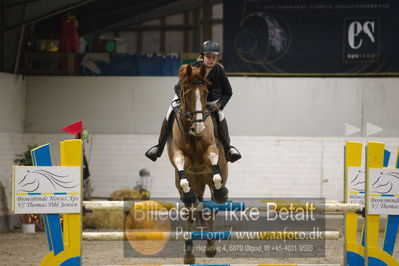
[348,21,376,49]
[344,18,379,61]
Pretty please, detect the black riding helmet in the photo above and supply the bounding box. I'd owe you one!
[200,40,220,55]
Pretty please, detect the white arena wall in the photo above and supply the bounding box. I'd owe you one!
[0,72,25,231]
[1,74,399,231]
[0,72,25,198]
[24,76,399,137]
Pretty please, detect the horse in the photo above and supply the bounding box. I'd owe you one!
[167,64,229,263]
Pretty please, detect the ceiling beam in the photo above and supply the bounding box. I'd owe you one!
[105,0,222,30]
[183,11,189,52]
[77,0,149,20]
[78,0,172,34]
[192,7,200,52]
[117,24,196,31]
[4,0,95,31]
[202,0,212,42]
[3,0,40,9]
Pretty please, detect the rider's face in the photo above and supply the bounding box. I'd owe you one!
[203,54,218,68]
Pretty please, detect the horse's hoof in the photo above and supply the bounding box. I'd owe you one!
[213,185,228,203]
[182,189,198,205]
[184,252,195,264]
[205,243,217,257]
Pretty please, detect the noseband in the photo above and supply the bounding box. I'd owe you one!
[172,80,210,134]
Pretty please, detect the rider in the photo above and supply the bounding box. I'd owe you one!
[145,40,241,163]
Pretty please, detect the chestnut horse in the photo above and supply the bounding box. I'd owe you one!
[167,64,228,263]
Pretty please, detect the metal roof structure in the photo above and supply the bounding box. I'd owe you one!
[1,0,222,73]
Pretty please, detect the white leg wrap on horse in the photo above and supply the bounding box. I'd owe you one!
[180,179,190,193]
[213,175,222,190]
[175,152,190,192]
[209,152,218,165]
[209,152,222,190]
[174,153,185,171]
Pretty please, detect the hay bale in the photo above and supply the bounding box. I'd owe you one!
[83,189,144,229]
[110,189,141,201]
[83,189,156,229]
[83,209,124,229]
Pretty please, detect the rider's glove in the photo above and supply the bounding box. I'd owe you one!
[209,102,221,112]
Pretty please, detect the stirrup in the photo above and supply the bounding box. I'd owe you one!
[145,145,162,162]
[226,146,241,163]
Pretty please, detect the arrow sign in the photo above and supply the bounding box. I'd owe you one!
[345,123,361,136]
[62,120,83,136]
[366,123,383,136]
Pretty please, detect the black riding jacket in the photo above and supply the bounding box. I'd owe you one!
[174,60,233,110]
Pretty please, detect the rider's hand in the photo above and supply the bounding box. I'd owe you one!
[209,102,221,112]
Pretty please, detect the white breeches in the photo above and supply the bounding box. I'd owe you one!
[166,94,180,121]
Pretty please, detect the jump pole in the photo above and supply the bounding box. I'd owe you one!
[82,230,341,241]
[82,200,362,213]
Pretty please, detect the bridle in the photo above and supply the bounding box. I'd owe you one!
[172,79,210,134]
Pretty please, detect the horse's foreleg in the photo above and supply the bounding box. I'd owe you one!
[183,211,195,264]
[174,150,198,205]
[207,146,228,203]
[205,209,217,257]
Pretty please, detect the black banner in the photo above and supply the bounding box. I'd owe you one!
[223,0,399,76]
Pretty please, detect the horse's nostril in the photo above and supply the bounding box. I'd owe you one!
[190,127,195,132]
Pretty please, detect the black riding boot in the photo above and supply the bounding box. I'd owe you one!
[218,119,241,163]
[145,119,169,161]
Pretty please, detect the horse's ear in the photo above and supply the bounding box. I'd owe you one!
[178,64,187,79]
[186,64,192,77]
[200,64,206,77]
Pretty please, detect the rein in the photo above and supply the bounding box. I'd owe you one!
[171,80,210,135]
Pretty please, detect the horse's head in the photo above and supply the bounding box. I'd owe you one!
[179,64,211,136]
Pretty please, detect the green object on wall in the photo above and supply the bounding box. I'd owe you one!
[82,129,89,141]
[105,41,116,52]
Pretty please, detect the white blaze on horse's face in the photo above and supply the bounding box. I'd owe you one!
[190,88,206,136]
